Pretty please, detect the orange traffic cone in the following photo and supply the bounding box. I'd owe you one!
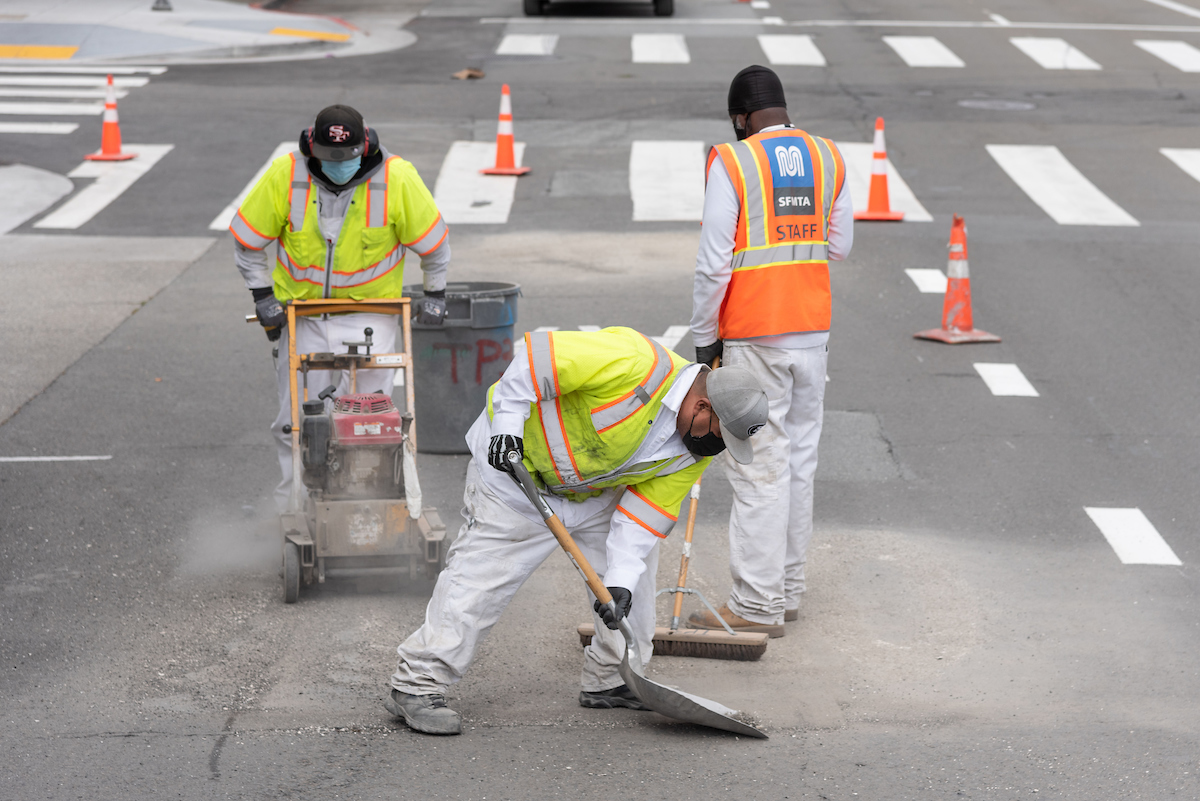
[84,74,136,162]
[853,117,902,221]
[481,84,529,176]
[914,215,1001,344]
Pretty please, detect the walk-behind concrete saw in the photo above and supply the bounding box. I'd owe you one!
[256,298,447,603]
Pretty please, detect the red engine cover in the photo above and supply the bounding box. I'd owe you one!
[330,393,404,445]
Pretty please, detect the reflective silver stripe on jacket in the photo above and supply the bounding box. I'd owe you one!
[616,487,678,537]
[810,136,839,225]
[289,152,311,233]
[589,336,674,433]
[279,243,404,289]
[526,332,558,402]
[536,400,583,489]
[405,216,448,256]
[366,168,387,228]
[728,142,768,248]
[732,242,831,271]
[229,211,275,250]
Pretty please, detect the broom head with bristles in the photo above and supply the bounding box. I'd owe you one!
[576,624,769,662]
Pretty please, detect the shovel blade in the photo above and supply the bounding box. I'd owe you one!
[618,652,767,739]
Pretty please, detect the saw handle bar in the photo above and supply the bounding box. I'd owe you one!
[506,452,618,612]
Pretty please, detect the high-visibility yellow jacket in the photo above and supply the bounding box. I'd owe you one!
[488,327,710,539]
[229,150,447,302]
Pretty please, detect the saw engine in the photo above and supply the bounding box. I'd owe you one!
[300,392,410,499]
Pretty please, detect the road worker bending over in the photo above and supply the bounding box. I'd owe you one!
[230,105,451,512]
[385,327,768,735]
[689,66,853,637]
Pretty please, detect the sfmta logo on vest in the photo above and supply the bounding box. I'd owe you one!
[775,146,806,177]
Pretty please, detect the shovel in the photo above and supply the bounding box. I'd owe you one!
[506,453,767,739]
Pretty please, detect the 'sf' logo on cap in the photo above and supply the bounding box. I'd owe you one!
[327,125,351,143]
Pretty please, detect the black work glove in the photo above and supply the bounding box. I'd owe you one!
[695,340,723,368]
[414,289,447,326]
[487,435,523,474]
[252,287,286,341]
[593,587,632,631]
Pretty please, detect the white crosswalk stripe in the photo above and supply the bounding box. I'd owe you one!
[651,325,690,352]
[0,122,77,134]
[1135,39,1200,71]
[1010,37,1102,70]
[434,141,526,224]
[905,268,948,293]
[1161,148,1200,184]
[986,145,1138,226]
[883,35,965,67]
[0,101,103,116]
[0,69,161,136]
[974,363,1039,397]
[0,76,150,87]
[34,144,174,230]
[836,141,933,222]
[758,35,826,66]
[210,141,294,231]
[0,66,164,75]
[497,34,558,56]
[1085,507,1182,566]
[0,88,128,99]
[631,34,690,64]
[629,140,705,221]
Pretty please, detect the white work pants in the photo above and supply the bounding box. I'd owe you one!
[391,460,659,696]
[722,341,827,625]
[272,313,397,513]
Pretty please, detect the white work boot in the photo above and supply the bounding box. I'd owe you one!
[385,689,462,735]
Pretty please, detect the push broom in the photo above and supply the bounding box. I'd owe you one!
[577,478,769,661]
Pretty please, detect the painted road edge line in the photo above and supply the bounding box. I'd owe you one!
[974,363,1039,396]
[1084,507,1182,565]
[34,144,174,230]
[0,455,113,462]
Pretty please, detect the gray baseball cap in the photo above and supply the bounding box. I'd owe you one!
[706,365,768,465]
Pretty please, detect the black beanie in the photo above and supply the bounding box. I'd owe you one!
[727,65,787,116]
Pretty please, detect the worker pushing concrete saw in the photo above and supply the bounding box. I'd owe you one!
[385,327,770,736]
[230,104,451,512]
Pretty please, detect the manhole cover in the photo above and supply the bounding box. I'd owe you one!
[957,99,1036,111]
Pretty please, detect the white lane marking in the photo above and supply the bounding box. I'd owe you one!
[973,363,1039,397]
[208,141,293,231]
[632,34,690,64]
[986,145,1138,226]
[0,88,128,99]
[1010,37,1102,69]
[0,455,112,462]
[0,76,150,88]
[1085,507,1182,565]
[434,141,526,225]
[750,0,770,7]
[0,66,165,75]
[758,34,826,66]
[1135,39,1200,70]
[1142,0,1200,20]
[835,141,933,222]
[0,101,103,116]
[1161,147,1200,183]
[629,141,705,221]
[0,122,78,134]
[533,326,560,332]
[905,268,948,293]
[33,144,173,230]
[882,35,965,67]
[989,13,1013,25]
[496,34,558,55]
[652,325,690,351]
[577,325,602,331]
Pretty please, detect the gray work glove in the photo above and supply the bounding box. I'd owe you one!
[252,288,286,342]
[414,289,447,326]
[594,587,632,630]
[695,340,723,368]
[487,434,523,474]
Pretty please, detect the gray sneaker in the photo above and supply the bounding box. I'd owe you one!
[384,689,462,735]
[579,684,650,711]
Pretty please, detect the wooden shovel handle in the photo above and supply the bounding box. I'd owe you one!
[672,479,701,622]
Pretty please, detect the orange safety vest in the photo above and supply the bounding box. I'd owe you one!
[707,128,846,340]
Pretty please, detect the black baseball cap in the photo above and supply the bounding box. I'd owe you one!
[311,105,365,161]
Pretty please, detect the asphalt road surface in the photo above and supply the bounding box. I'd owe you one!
[2,0,1199,798]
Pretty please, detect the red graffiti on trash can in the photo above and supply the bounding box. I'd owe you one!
[475,338,513,386]
[431,342,474,384]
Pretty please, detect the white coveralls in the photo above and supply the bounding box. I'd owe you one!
[391,341,703,695]
[691,123,854,625]
[234,168,450,512]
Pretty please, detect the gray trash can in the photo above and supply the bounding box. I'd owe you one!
[404,282,520,454]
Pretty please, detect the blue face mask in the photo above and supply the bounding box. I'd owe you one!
[322,156,361,185]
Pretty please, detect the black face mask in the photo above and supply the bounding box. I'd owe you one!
[682,409,727,457]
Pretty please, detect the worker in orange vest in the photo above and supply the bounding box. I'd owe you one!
[688,65,854,637]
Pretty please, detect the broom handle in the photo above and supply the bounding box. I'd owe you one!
[671,480,701,630]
